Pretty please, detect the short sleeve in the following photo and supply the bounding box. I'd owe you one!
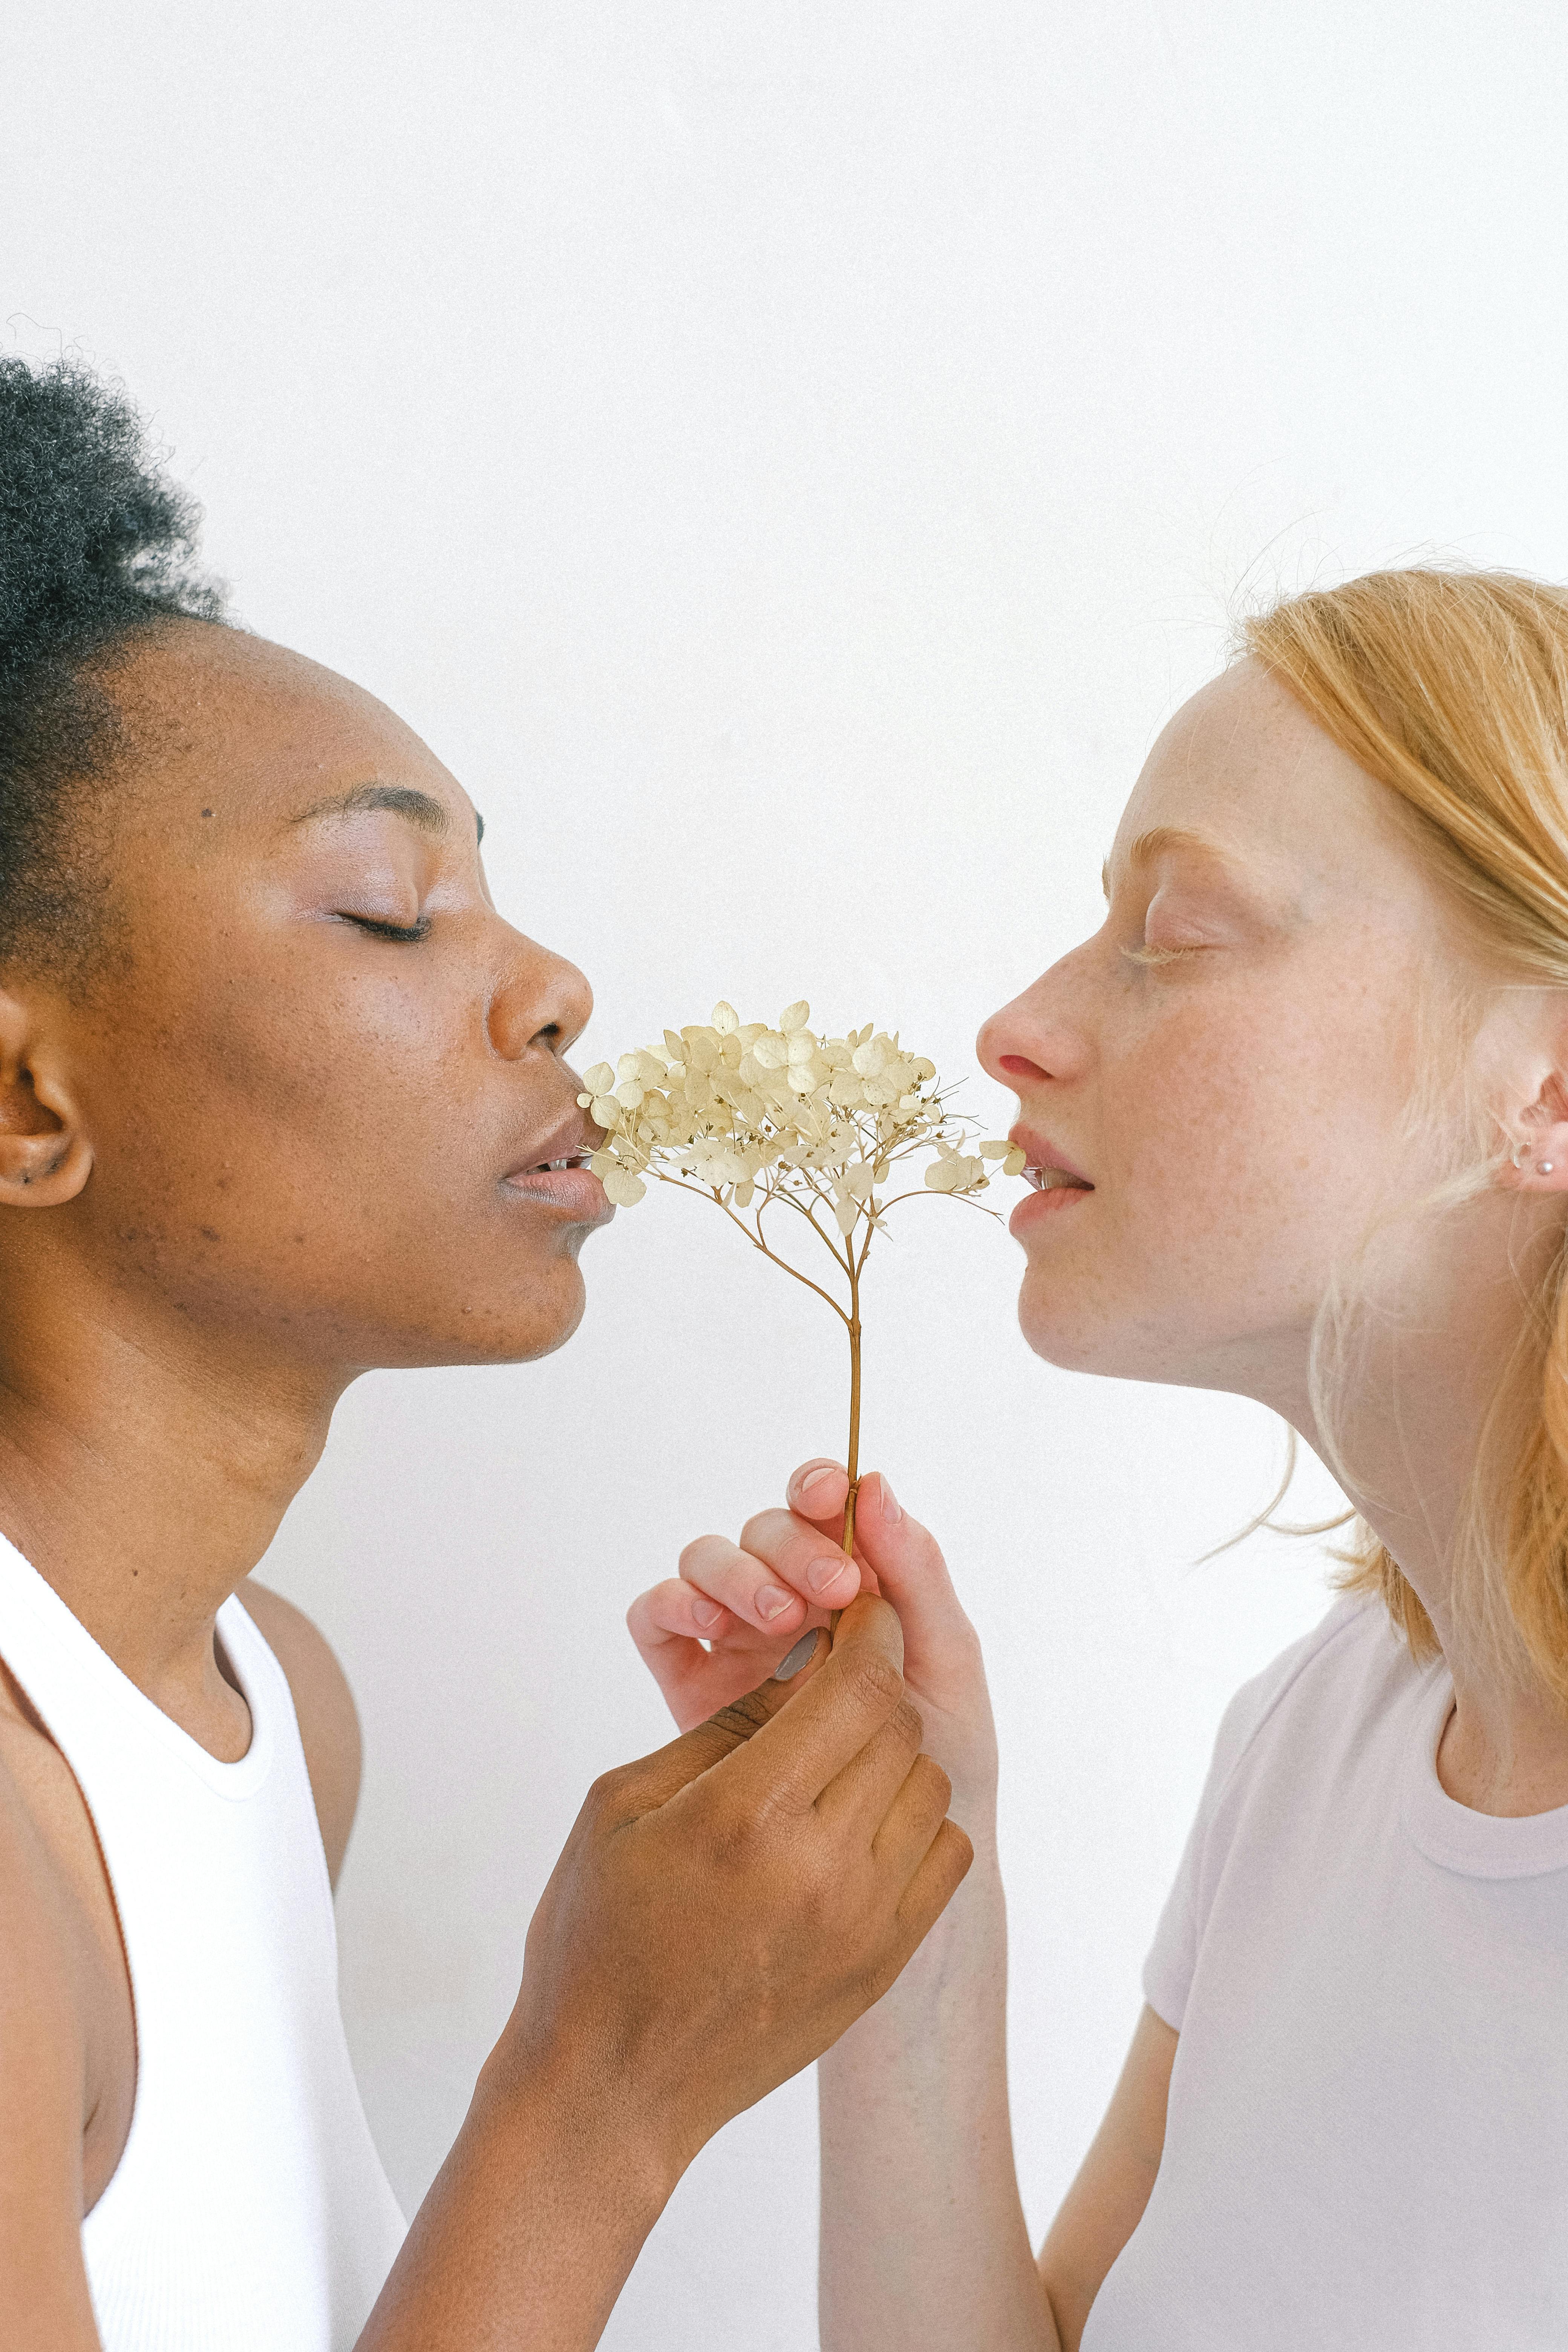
[1140,1601,1364,2031]
[1142,1787,1210,2032]
[1141,1693,1254,2030]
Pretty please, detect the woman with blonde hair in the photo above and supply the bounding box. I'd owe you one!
[632,567,1568,2346]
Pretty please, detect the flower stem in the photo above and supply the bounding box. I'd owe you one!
[842,1283,862,1557]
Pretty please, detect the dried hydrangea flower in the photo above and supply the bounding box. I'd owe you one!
[580,1002,1024,1556]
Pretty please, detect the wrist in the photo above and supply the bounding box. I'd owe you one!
[472,2034,686,2227]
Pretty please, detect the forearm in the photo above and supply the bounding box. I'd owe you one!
[818,1838,1058,2352]
[356,2058,672,2352]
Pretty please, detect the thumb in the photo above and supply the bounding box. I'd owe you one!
[622,1627,831,1811]
[838,1471,974,1669]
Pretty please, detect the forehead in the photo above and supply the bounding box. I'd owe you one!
[1112,660,1392,878]
[101,622,468,835]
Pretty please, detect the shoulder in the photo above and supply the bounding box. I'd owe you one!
[0,1698,107,2314]
[234,1581,363,1889]
[1204,1592,1390,1799]
[1142,1596,1399,2031]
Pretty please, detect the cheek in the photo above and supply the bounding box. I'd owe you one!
[77,940,470,1260]
[1026,960,1427,1357]
[1133,988,1405,1229]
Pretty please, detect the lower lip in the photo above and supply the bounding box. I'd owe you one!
[501,1167,615,1223]
[1010,1184,1093,1236]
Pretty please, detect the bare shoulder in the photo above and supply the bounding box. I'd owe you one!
[236,1581,363,1889]
[0,1729,104,2343]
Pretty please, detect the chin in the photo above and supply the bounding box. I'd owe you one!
[1015,1279,1171,1384]
[492,1262,591,1365]
[390,1257,592,1370]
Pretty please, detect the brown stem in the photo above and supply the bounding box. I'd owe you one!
[842,1266,862,1558]
[829,1225,869,1645]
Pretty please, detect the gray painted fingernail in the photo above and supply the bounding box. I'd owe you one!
[774,1631,818,1681]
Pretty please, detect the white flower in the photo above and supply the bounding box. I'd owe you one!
[577,998,1026,1547]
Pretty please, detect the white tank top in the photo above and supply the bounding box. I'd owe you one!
[0,1534,407,2350]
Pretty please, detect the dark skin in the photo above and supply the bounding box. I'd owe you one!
[0,621,972,2349]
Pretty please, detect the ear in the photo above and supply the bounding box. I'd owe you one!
[1501,1068,1568,1196]
[0,987,93,1208]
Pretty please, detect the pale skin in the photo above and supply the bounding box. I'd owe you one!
[0,619,971,2349]
[631,660,1568,2345]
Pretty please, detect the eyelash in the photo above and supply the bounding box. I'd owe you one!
[1121,942,1204,969]
[343,914,432,944]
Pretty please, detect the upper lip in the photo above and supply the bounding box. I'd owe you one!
[503,1108,600,1179]
[1008,1124,1094,1189]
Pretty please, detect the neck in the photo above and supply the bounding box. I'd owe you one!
[0,1256,345,1755]
[1250,1197,1568,1817]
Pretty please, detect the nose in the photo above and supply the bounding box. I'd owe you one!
[977,949,1093,1092]
[487,937,594,1063]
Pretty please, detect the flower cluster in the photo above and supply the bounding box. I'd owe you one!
[578,1000,1024,1229]
[579,1001,1025,1560]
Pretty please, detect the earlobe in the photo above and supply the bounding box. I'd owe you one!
[0,988,93,1210]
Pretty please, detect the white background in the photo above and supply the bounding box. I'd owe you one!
[7,6,1568,2343]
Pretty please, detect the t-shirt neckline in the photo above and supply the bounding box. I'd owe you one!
[1401,1662,1568,1879]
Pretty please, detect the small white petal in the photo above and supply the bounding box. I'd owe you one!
[780,1000,810,1032]
[582,1063,616,1095]
[590,1094,621,1127]
[601,1168,647,1206]
[712,1001,740,1034]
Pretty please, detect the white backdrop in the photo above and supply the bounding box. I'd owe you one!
[8,6,1568,2343]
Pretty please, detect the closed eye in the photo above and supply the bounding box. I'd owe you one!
[340,913,432,943]
[1121,941,1210,968]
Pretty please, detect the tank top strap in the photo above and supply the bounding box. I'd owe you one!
[0,1532,404,2350]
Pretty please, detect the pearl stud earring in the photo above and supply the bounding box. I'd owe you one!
[1543,1161,1556,1175]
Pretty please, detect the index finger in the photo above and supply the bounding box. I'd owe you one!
[724,1591,908,1811]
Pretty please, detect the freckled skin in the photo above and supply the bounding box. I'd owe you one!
[978,663,1470,1396]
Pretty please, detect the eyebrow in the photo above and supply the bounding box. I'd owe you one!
[1101,825,1231,899]
[289,781,484,843]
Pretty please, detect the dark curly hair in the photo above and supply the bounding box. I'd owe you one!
[0,353,226,982]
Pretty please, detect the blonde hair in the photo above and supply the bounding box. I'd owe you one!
[1240,568,1568,1707]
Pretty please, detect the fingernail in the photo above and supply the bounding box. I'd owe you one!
[773,1631,819,1681]
[755,1584,795,1621]
[798,1469,839,1509]
[807,1555,852,1596]
[879,1476,902,1524]
[692,1598,723,1629]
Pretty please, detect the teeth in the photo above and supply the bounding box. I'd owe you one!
[1026,1166,1093,1192]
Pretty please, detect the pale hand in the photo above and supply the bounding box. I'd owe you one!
[627,1462,1000,1826]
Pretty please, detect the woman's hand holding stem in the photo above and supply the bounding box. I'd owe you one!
[629,1466,1061,2352]
[358,1591,972,2351]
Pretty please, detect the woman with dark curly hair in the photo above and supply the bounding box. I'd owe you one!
[0,356,971,2351]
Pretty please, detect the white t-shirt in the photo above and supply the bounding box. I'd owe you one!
[1083,1595,1568,2351]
